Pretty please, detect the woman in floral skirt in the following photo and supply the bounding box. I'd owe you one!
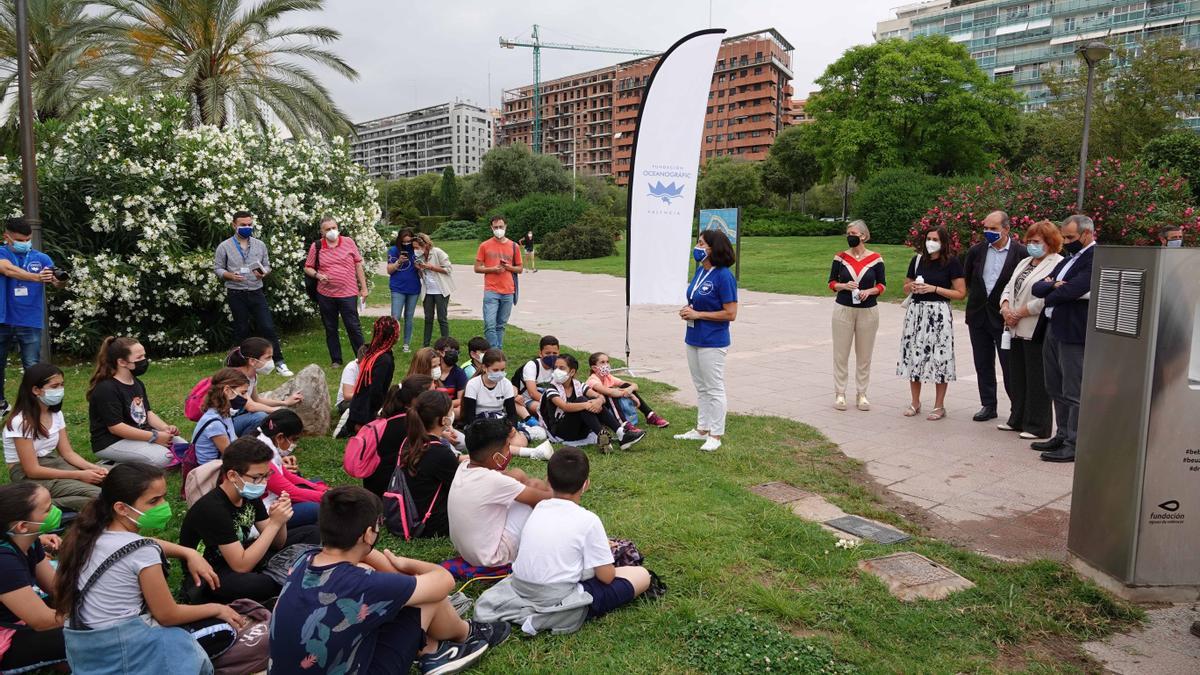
[897,226,966,421]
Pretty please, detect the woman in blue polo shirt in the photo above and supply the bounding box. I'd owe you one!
[387,228,422,353]
[674,230,738,453]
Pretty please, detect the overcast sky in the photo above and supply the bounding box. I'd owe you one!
[312,0,903,123]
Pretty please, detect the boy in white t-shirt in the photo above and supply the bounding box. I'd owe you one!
[447,418,552,568]
[475,447,651,635]
[518,335,559,415]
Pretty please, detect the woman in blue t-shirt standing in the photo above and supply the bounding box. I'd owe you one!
[674,230,739,453]
[387,228,423,353]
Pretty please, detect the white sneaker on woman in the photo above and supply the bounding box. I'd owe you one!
[276,362,294,378]
[699,437,722,453]
[673,429,708,441]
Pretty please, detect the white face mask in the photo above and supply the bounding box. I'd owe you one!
[486,370,505,383]
[492,228,506,240]
[431,366,443,380]
[551,368,570,385]
[325,229,339,242]
[925,240,942,255]
[255,360,275,376]
[472,351,484,364]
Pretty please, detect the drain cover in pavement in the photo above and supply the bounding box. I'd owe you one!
[749,482,811,504]
[824,515,911,544]
[858,552,975,601]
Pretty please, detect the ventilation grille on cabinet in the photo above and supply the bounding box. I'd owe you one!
[1094,268,1145,338]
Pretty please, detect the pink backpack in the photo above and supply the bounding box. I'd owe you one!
[343,413,404,478]
[184,377,212,422]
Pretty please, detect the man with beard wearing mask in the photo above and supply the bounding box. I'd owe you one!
[1030,215,1097,463]
[963,211,1027,423]
[475,216,523,349]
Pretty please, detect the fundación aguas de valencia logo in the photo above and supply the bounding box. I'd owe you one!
[647,180,686,204]
[1149,498,1184,524]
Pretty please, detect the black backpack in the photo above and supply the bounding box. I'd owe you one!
[303,241,321,301]
[510,358,540,392]
[381,440,445,541]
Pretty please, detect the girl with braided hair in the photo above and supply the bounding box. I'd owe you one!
[345,317,399,436]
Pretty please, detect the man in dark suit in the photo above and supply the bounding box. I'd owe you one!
[963,211,1028,422]
[1030,215,1096,463]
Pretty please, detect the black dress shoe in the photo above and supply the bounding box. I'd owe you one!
[972,407,997,422]
[1031,437,1064,451]
[1040,448,1075,463]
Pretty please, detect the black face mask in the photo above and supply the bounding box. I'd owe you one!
[1063,240,1084,255]
[847,235,861,248]
[230,395,248,412]
[131,358,151,377]
[442,349,459,367]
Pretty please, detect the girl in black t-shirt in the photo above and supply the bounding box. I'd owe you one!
[0,482,66,673]
[346,318,399,437]
[86,336,182,468]
[396,390,463,538]
[363,375,436,497]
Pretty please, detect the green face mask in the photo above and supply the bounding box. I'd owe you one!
[126,502,172,532]
[9,505,62,537]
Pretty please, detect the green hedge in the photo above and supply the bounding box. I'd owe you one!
[540,223,617,260]
[852,168,962,244]
[432,220,487,241]
[417,215,449,234]
[486,193,588,240]
[739,207,843,236]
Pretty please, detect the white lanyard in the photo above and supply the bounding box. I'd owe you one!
[689,267,716,303]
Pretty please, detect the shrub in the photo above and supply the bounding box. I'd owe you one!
[740,207,842,236]
[417,215,448,234]
[487,193,588,241]
[914,158,1199,250]
[853,168,961,244]
[539,223,616,260]
[576,208,625,241]
[1141,130,1200,201]
[433,220,487,241]
[0,94,384,356]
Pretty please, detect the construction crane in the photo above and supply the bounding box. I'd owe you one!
[499,25,657,154]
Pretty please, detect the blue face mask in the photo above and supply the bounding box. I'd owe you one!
[540,355,557,369]
[1166,239,1183,248]
[10,241,31,254]
[983,230,1001,245]
[693,247,708,263]
[1026,243,1045,259]
[237,476,267,500]
[236,226,254,239]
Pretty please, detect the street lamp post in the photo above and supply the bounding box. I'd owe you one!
[14,0,49,361]
[1075,40,1112,213]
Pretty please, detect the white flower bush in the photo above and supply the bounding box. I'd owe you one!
[1,95,383,355]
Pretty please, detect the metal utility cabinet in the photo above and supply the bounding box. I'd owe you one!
[1069,245,1200,601]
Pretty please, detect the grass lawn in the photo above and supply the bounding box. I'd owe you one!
[6,315,1138,673]
[438,237,916,299]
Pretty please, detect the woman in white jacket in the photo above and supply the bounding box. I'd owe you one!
[414,233,457,347]
[998,220,1064,440]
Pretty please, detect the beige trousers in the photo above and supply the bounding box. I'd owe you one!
[831,304,880,396]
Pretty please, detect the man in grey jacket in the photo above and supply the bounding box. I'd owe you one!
[213,211,293,376]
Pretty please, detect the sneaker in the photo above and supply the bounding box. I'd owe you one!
[0,400,8,417]
[597,429,613,454]
[467,620,511,649]
[624,422,644,435]
[528,440,555,461]
[619,428,646,450]
[673,428,707,441]
[834,394,848,411]
[856,394,871,411]
[275,362,294,378]
[418,638,488,675]
[402,344,411,353]
[699,437,722,453]
[331,361,343,369]
[646,412,670,428]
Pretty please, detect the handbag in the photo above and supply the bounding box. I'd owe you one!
[899,254,921,309]
[304,241,321,301]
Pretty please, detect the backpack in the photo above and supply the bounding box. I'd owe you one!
[184,459,223,506]
[179,417,222,492]
[184,377,212,422]
[211,599,272,675]
[343,413,404,479]
[381,440,444,541]
[304,241,321,301]
[511,358,541,392]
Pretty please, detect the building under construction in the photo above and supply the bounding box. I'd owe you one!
[500,28,800,186]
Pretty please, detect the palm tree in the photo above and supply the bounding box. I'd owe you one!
[98,0,358,137]
[0,0,114,124]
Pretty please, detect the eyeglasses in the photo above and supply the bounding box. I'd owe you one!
[241,472,271,484]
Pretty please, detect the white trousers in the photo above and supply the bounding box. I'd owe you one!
[686,345,728,437]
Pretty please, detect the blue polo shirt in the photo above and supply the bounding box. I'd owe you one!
[0,247,52,329]
[685,265,737,349]
[387,244,422,294]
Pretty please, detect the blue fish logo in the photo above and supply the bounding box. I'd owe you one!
[647,181,685,204]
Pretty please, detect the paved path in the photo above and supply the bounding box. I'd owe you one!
[441,266,1074,561]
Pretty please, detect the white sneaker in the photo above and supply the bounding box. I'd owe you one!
[699,437,722,453]
[524,424,548,443]
[528,440,556,461]
[402,344,411,353]
[276,363,294,377]
[673,428,708,441]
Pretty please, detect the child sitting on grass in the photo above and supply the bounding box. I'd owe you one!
[462,337,490,379]
[540,355,644,453]
[584,352,669,430]
[474,447,650,635]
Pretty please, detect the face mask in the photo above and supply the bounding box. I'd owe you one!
[255,360,275,376]
[130,358,151,377]
[325,229,339,242]
[493,228,506,240]
[431,366,443,380]
[236,226,254,239]
[230,394,248,412]
[471,351,484,364]
[540,355,557,369]
[442,349,459,366]
[983,230,1001,245]
[693,246,708,263]
[551,368,570,385]
[492,451,512,472]
[236,476,267,500]
[1063,239,1083,255]
[10,505,63,536]
[925,240,942,255]
[38,387,66,407]
[1026,243,1045,259]
[846,235,861,248]
[10,241,31,254]
[364,526,380,551]
[598,365,612,376]
[486,370,505,383]
[125,502,172,532]
[1166,239,1183,248]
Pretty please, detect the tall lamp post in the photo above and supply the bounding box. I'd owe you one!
[14,0,49,361]
[1074,40,1112,213]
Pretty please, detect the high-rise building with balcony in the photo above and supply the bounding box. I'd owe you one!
[500,28,798,186]
[350,101,494,179]
[875,0,1200,123]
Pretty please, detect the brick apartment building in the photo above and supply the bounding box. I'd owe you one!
[500,28,799,186]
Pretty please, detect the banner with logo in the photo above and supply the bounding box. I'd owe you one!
[626,29,726,306]
[700,207,740,279]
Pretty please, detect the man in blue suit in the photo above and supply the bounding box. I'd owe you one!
[1030,215,1096,463]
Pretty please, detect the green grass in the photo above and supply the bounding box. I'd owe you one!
[7,315,1139,673]
[438,237,916,299]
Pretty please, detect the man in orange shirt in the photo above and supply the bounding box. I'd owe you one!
[474,217,523,349]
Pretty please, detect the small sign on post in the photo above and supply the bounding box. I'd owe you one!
[699,208,740,280]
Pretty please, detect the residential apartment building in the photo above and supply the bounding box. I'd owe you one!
[875,0,1200,121]
[500,28,798,186]
[350,101,494,179]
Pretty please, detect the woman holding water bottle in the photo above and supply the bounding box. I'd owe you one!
[897,226,965,421]
[828,220,885,412]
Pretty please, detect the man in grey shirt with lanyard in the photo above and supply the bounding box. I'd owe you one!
[213,211,293,377]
